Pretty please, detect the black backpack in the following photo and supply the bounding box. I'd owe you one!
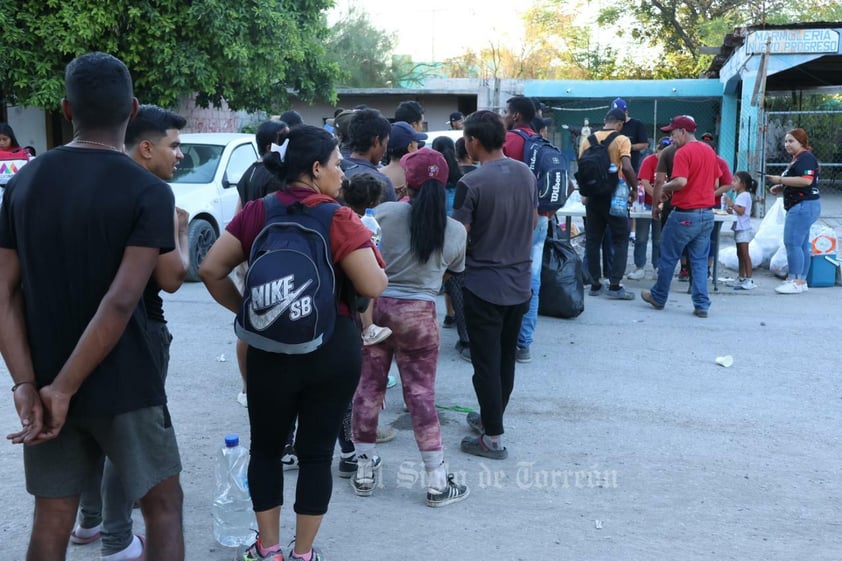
[575,132,620,197]
[512,129,569,212]
[235,195,340,354]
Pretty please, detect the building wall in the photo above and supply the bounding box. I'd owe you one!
[175,95,266,134]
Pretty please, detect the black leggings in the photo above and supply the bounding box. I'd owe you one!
[246,316,361,515]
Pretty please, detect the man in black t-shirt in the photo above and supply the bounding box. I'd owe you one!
[612,98,650,172]
[0,53,184,561]
[68,104,191,559]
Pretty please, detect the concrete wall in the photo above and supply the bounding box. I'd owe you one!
[175,95,266,134]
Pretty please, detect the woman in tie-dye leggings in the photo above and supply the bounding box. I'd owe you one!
[350,148,470,507]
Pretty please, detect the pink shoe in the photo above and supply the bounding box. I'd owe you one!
[131,535,146,561]
[69,526,101,545]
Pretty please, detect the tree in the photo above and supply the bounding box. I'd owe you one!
[325,8,398,88]
[598,0,842,77]
[0,1,340,111]
[441,1,628,80]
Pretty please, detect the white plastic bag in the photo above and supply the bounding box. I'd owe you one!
[809,224,838,255]
[769,245,788,278]
[753,198,786,266]
[719,246,738,271]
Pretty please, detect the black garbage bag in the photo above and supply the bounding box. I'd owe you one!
[538,238,585,319]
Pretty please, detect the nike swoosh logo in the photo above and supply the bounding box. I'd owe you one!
[247,279,313,331]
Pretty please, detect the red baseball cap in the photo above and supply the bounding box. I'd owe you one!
[400,148,449,189]
[660,115,697,133]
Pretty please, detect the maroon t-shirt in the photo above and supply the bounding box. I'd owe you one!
[227,187,384,315]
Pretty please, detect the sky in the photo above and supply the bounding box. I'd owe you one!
[327,0,532,62]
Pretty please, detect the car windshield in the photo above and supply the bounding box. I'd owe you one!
[172,144,225,183]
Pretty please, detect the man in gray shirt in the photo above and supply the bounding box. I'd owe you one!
[452,110,537,460]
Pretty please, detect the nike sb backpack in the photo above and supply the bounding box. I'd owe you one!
[235,195,340,354]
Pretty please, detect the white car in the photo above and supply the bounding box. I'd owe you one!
[169,133,259,281]
[424,129,463,146]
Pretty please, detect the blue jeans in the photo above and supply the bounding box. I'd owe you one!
[518,215,549,349]
[783,199,821,279]
[650,209,714,311]
[633,208,661,269]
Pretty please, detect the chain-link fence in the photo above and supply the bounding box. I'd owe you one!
[541,96,725,170]
[764,110,842,191]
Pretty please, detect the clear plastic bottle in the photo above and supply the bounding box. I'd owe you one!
[360,208,382,249]
[213,434,254,547]
[610,178,629,217]
[608,162,618,175]
[580,118,591,140]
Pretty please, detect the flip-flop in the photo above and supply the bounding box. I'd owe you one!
[69,528,101,545]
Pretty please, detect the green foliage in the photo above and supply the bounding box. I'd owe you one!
[0,1,340,112]
[325,8,398,87]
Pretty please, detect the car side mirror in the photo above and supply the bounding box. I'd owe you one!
[222,173,235,189]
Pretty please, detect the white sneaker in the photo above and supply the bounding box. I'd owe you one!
[627,268,646,280]
[740,278,756,290]
[236,392,248,408]
[775,280,803,294]
[362,324,392,346]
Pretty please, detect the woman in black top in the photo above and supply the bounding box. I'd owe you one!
[766,128,821,294]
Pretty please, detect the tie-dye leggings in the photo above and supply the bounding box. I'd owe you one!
[352,297,442,452]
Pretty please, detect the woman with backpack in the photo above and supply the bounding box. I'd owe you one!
[349,148,470,507]
[200,125,387,561]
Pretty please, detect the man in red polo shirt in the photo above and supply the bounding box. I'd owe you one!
[643,115,721,318]
[502,96,544,364]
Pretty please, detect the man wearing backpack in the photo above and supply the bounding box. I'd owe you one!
[502,96,545,364]
[577,108,638,300]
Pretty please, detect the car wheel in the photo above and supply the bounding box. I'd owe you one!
[186,218,216,282]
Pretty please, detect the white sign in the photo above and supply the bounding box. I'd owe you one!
[745,28,840,55]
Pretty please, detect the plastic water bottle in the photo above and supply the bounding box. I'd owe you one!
[213,435,254,547]
[610,178,629,217]
[361,208,382,249]
[636,182,645,211]
[581,118,591,139]
[608,162,618,175]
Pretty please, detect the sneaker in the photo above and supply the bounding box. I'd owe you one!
[288,547,324,561]
[362,324,392,346]
[515,346,532,363]
[350,455,378,496]
[641,290,664,310]
[466,411,483,433]
[606,286,635,300]
[376,426,398,443]
[426,474,470,507]
[69,525,101,545]
[236,392,248,408]
[442,315,456,328]
[736,278,756,291]
[775,280,804,294]
[112,535,145,561]
[281,445,298,470]
[338,453,381,479]
[237,539,285,561]
[678,267,690,282]
[693,308,709,318]
[460,435,508,460]
[386,374,397,389]
[627,268,646,280]
[588,284,604,296]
